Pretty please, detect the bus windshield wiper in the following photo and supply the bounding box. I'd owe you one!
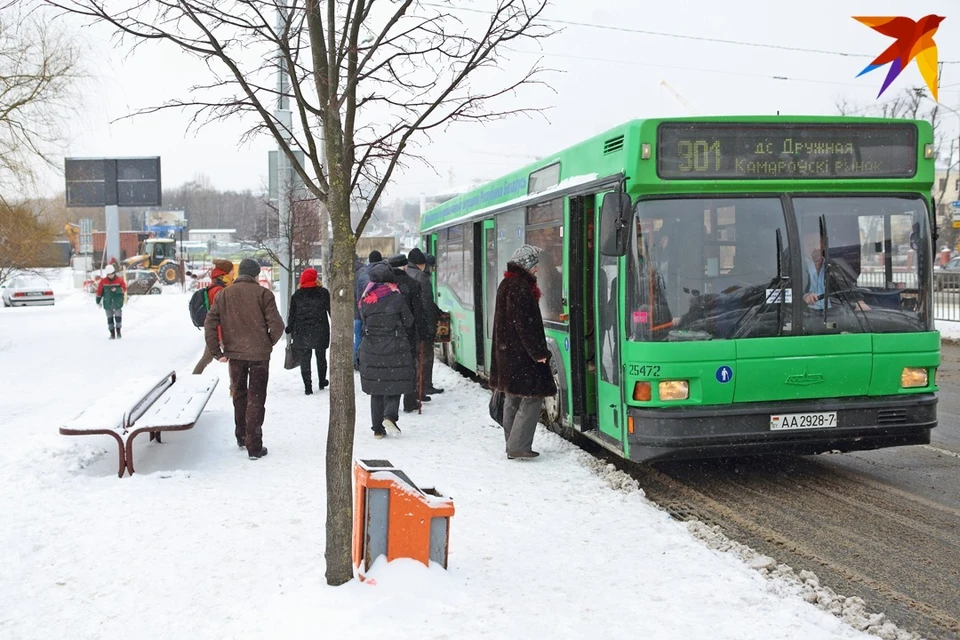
[732,228,788,339]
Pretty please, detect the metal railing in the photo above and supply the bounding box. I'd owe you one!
[854,269,960,322]
[933,273,960,322]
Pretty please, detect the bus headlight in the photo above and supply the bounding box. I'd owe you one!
[659,380,689,400]
[901,368,928,388]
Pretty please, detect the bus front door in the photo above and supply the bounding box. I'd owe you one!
[595,202,626,449]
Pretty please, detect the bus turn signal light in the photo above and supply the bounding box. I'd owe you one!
[633,381,651,401]
[659,380,689,400]
[901,368,928,388]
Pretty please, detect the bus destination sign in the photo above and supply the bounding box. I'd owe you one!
[657,123,917,180]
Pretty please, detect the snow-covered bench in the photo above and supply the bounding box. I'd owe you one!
[59,371,219,477]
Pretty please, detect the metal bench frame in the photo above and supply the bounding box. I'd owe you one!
[60,371,218,477]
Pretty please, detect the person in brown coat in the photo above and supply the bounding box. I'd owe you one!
[488,244,557,460]
[204,258,285,460]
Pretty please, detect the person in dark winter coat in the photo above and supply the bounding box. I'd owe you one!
[205,258,285,460]
[286,268,331,394]
[95,264,127,339]
[354,251,382,369]
[488,244,557,460]
[385,254,430,412]
[405,247,443,400]
[358,262,416,438]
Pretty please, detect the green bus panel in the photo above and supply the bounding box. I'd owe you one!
[437,285,478,372]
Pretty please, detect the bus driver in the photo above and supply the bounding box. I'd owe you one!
[801,228,870,312]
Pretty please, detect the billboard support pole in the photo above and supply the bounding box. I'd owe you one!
[104,204,120,266]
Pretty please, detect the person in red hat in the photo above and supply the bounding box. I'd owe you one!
[286,267,331,394]
[192,259,235,374]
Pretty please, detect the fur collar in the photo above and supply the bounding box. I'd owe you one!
[504,262,541,301]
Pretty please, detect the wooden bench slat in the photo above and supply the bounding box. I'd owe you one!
[132,376,218,430]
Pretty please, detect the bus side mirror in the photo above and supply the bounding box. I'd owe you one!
[599,192,631,257]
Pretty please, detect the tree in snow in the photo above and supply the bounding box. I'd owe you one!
[254,183,325,293]
[0,3,83,204]
[49,0,555,585]
[0,201,55,285]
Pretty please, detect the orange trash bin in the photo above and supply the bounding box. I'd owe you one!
[352,459,455,577]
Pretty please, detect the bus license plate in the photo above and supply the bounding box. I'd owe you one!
[770,412,837,430]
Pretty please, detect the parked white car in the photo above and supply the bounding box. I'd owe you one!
[1,275,56,307]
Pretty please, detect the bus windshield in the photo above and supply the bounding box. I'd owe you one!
[627,195,932,341]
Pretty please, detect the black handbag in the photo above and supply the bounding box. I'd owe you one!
[284,341,299,370]
[489,389,505,426]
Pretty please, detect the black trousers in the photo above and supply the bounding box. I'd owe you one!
[297,347,327,390]
[371,395,400,431]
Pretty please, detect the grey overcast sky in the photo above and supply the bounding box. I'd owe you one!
[43,0,960,202]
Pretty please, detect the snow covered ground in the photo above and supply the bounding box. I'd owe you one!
[0,270,911,639]
[935,318,960,342]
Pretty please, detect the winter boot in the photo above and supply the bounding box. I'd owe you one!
[372,426,386,439]
[383,417,401,436]
[248,446,268,460]
[109,328,116,340]
[115,327,122,339]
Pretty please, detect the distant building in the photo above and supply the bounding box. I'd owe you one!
[188,228,236,244]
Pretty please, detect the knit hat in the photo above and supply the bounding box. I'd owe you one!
[238,258,261,278]
[299,268,318,287]
[425,254,436,267]
[368,262,395,283]
[211,259,234,280]
[369,250,382,263]
[408,247,426,265]
[510,244,543,272]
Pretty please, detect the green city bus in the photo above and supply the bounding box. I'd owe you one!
[420,116,939,462]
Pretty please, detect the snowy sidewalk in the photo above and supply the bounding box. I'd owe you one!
[0,291,879,639]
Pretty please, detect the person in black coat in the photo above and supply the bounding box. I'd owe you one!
[406,247,443,398]
[358,262,416,438]
[286,268,331,394]
[488,245,557,460]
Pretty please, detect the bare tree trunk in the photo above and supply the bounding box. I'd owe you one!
[322,82,356,584]
[325,226,357,585]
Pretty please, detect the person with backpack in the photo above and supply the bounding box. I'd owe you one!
[191,259,235,374]
[95,264,127,339]
[285,267,331,395]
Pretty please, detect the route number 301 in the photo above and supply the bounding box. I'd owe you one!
[627,364,660,377]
